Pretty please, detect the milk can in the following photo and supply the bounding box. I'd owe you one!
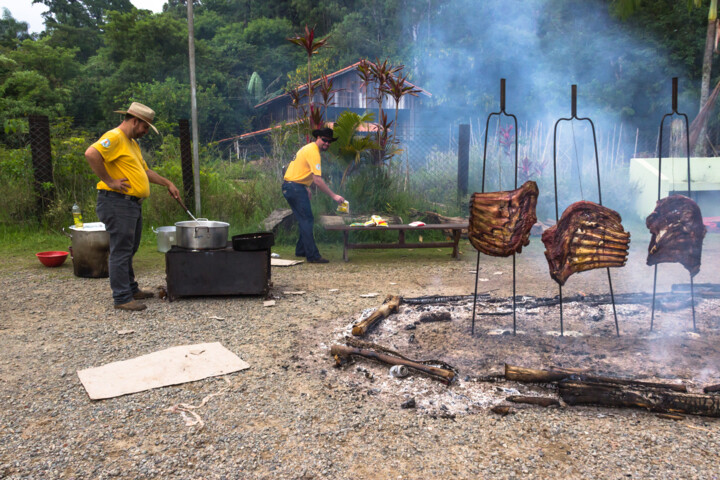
[63,222,110,278]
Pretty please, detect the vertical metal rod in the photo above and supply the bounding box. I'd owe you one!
[607,269,620,336]
[471,251,481,335]
[552,114,562,334]
[559,285,564,336]
[500,78,506,112]
[571,85,577,118]
[583,113,617,330]
[690,275,697,332]
[672,77,678,113]
[512,254,517,335]
[650,265,658,331]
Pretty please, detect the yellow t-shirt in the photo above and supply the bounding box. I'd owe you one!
[91,128,151,198]
[283,142,321,186]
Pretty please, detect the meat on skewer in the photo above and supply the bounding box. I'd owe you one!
[646,194,706,277]
[542,201,630,286]
[468,180,539,257]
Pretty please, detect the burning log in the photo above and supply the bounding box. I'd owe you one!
[330,344,456,384]
[559,381,720,417]
[468,181,539,257]
[504,364,687,393]
[541,201,630,286]
[646,194,706,277]
[352,295,402,336]
[507,395,560,407]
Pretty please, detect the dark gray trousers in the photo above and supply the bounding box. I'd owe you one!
[96,192,143,304]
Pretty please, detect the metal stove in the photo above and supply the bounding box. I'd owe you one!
[165,243,270,300]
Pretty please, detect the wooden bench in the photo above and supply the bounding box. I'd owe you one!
[323,223,468,261]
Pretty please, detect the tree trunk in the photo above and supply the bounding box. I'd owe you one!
[695,17,717,156]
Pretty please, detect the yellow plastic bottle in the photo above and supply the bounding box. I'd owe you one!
[72,203,84,228]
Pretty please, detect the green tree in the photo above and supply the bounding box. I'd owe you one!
[0,8,33,48]
[613,0,717,153]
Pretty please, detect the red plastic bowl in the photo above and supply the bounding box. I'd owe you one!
[36,251,69,267]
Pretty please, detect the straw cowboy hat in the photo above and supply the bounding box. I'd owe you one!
[114,102,158,134]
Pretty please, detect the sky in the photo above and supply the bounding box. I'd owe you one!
[0,0,168,33]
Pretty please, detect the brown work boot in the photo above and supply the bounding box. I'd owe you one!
[114,300,147,311]
[133,289,155,300]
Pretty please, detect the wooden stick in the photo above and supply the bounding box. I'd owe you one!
[330,344,455,384]
[504,364,688,393]
[507,395,560,408]
[352,295,401,336]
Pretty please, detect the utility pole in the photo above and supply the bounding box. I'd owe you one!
[187,0,201,215]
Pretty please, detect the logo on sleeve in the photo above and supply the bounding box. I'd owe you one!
[101,139,111,148]
[315,163,321,171]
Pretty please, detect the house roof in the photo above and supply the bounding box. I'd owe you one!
[217,120,379,144]
[253,60,432,109]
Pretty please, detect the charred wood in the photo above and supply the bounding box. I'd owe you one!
[468,181,539,257]
[507,395,560,407]
[559,381,720,417]
[542,201,630,285]
[352,295,401,336]
[646,195,706,277]
[703,384,720,394]
[491,405,514,416]
[504,365,687,392]
[330,344,456,384]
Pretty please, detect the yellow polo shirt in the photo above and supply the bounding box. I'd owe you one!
[92,128,151,198]
[284,142,321,186]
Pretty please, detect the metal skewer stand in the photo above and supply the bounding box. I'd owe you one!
[471,79,520,335]
[550,85,620,337]
[650,77,697,332]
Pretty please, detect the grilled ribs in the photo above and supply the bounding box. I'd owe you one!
[646,194,706,277]
[542,201,630,286]
[468,180,539,257]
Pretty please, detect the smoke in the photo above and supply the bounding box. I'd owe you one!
[406,0,696,225]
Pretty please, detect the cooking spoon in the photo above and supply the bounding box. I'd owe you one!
[174,196,198,221]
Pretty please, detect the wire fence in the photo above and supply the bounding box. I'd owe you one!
[5,114,679,226]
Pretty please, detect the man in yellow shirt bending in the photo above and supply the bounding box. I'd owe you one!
[85,102,180,311]
[282,127,345,263]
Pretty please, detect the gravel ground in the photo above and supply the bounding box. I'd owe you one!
[1,236,720,480]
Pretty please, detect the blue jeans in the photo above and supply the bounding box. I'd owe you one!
[282,181,321,261]
[96,191,143,304]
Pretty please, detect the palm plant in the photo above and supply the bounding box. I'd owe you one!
[330,110,378,185]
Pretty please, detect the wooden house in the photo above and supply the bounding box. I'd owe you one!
[241,60,432,142]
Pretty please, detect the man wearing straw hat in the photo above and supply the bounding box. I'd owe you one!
[85,102,180,311]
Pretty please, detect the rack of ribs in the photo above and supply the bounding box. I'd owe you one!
[468,180,539,257]
[646,194,706,277]
[542,201,630,286]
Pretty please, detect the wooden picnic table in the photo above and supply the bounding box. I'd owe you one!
[323,222,468,262]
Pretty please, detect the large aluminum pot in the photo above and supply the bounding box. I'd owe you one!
[174,219,229,249]
[62,222,110,278]
[152,226,176,253]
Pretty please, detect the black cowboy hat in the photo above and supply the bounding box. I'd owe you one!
[311,127,337,142]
